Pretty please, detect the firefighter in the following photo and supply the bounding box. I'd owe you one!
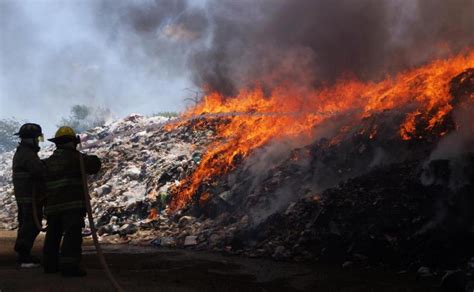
[42,126,101,277]
[12,123,46,268]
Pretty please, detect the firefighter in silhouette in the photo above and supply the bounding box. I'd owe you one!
[12,123,46,268]
[43,126,101,276]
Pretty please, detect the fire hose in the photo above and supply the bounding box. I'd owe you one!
[78,150,125,292]
[32,185,47,232]
[29,146,124,290]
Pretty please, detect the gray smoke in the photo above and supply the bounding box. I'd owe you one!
[190,0,474,95]
[0,0,208,134]
[431,103,474,161]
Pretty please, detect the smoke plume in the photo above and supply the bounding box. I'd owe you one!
[191,0,474,95]
[1,0,472,137]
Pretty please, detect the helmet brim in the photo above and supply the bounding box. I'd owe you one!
[15,132,43,138]
[48,135,78,144]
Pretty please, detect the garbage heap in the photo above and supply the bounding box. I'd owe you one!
[0,114,217,232]
[0,151,15,229]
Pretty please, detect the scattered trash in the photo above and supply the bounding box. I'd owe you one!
[82,228,92,237]
[184,236,197,246]
[151,237,176,247]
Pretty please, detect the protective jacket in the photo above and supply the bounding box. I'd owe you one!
[12,142,46,204]
[12,141,46,259]
[43,144,101,214]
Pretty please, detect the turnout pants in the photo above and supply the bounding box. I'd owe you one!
[14,203,42,257]
[43,209,85,271]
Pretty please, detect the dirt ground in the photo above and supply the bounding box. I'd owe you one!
[0,231,438,292]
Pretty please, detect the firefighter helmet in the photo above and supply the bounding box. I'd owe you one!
[14,123,43,139]
[48,126,80,144]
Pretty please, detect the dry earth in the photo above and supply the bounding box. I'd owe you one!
[0,231,438,292]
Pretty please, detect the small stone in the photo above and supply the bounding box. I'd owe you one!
[272,245,287,259]
[109,216,119,225]
[218,191,233,203]
[161,237,176,247]
[417,266,433,278]
[342,261,353,269]
[285,203,296,215]
[209,234,220,246]
[100,185,112,195]
[119,223,138,235]
[178,216,196,227]
[184,235,198,246]
[125,167,141,180]
[98,224,114,236]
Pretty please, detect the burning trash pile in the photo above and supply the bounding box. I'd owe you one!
[0,52,474,272]
[153,53,473,271]
[150,67,472,271]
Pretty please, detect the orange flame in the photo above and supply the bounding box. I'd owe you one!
[170,50,474,209]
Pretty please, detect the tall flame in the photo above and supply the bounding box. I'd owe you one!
[171,50,474,209]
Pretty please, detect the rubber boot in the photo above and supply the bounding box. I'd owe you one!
[17,254,41,269]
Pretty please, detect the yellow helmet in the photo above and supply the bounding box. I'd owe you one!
[54,126,76,138]
[48,126,79,144]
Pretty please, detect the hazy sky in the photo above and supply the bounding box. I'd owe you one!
[0,0,208,134]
